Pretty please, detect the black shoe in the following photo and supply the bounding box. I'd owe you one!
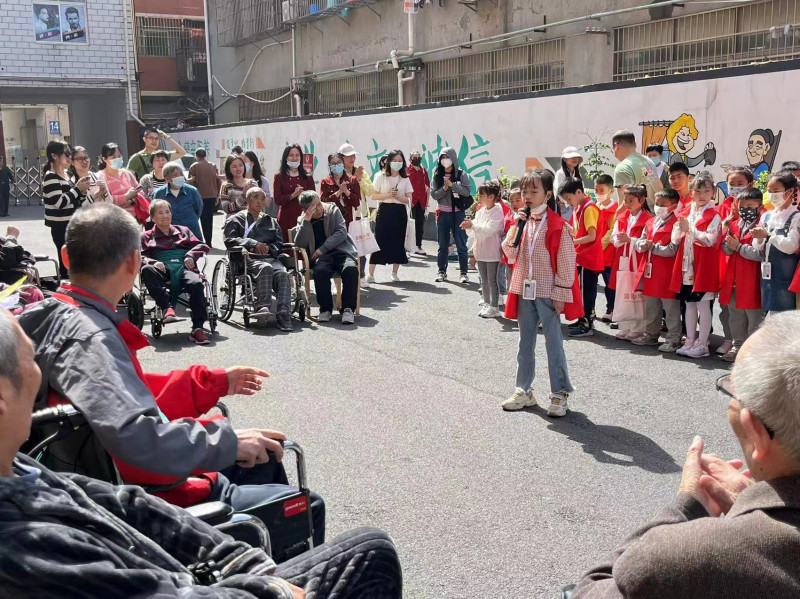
[568,318,587,329]
[609,321,619,330]
[276,312,293,331]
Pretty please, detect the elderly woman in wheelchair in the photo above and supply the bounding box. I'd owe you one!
[141,199,211,344]
[222,187,294,332]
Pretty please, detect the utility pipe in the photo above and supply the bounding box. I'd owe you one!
[393,9,416,106]
[121,0,145,126]
[397,69,416,107]
[292,24,303,116]
[203,0,214,124]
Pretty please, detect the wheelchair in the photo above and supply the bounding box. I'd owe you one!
[212,244,309,328]
[30,254,62,293]
[125,256,219,339]
[24,401,316,563]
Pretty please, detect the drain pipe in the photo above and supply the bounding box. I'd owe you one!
[122,0,145,126]
[391,9,416,106]
[292,24,303,116]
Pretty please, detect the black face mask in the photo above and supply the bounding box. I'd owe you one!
[410,158,421,167]
[739,207,759,223]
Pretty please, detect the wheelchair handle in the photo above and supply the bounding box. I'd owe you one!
[282,440,308,492]
[31,403,84,427]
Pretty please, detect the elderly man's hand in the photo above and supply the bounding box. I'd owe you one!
[6,226,19,239]
[254,242,270,255]
[312,249,322,262]
[698,453,754,516]
[184,257,195,270]
[226,366,268,396]
[155,261,167,273]
[235,429,287,467]
[287,583,305,599]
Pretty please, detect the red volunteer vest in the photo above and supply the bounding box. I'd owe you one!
[572,199,605,272]
[719,220,762,309]
[609,210,647,290]
[633,214,678,299]
[504,209,583,321]
[598,202,618,267]
[669,206,721,294]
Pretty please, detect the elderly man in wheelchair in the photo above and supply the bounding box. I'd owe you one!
[1,309,403,598]
[140,198,211,344]
[0,225,48,311]
[223,187,294,332]
[17,204,328,559]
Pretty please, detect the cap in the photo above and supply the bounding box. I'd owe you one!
[561,146,583,160]
[338,143,357,156]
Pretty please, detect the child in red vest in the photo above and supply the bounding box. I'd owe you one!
[671,172,722,358]
[501,169,576,417]
[719,188,765,362]
[632,188,681,350]
[559,177,604,338]
[610,184,649,340]
[595,175,618,323]
[668,161,692,213]
[715,166,755,357]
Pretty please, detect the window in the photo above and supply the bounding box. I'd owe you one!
[310,71,398,114]
[239,87,294,120]
[136,16,205,57]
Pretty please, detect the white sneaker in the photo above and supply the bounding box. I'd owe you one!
[366,274,375,284]
[498,297,506,308]
[341,308,355,325]
[547,392,569,417]
[414,247,427,256]
[715,340,733,355]
[460,274,470,284]
[391,272,400,282]
[479,306,499,318]
[360,278,370,289]
[685,340,710,359]
[502,389,537,411]
[318,310,332,322]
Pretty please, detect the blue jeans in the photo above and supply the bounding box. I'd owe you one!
[437,210,468,275]
[515,297,574,395]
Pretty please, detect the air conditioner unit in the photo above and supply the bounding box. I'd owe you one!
[282,0,296,21]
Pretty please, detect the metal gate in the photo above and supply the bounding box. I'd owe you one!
[11,156,44,206]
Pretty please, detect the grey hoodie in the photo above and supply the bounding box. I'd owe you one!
[430,147,472,210]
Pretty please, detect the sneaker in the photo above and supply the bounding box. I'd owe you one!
[715,340,734,355]
[341,308,355,325]
[318,310,332,323]
[435,271,447,282]
[609,321,619,330]
[502,389,537,411]
[658,341,683,353]
[567,318,585,329]
[276,312,293,331]
[414,247,427,256]
[366,274,375,284]
[685,340,710,359]
[479,306,499,318]
[460,274,470,284]
[360,278,370,289]
[569,324,594,337]
[547,392,570,417]
[599,313,613,323]
[189,328,210,345]
[162,308,177,323]
[632,333,660,346]
[391,272,400,282]
[720,345,739,362]
[251,306,271,321]
[676,339,697,356]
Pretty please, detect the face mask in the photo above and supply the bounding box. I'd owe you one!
[769,191,787,208]
[110,157,124,170]
[330,164,345,175]
[739,206,759,223]
[729,186,747,198]
[287,160,301,169]
[649,155,661,166]
[245,162,252,173]
[390,161,404,172]
[410,158,422,167]
[171,176,185,188]
[441,158,453,169]
[531,202,548,215]
[654,206,670,220]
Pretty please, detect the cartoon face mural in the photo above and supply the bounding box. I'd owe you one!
[665,113,716,168]
[746,128,782,179]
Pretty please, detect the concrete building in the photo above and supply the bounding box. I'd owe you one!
[0,0,139,166]
[207,0,800,124]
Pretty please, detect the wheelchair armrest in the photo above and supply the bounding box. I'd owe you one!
[278,254,292,269]
[185,501,234,526]
[34,254,53,262]
[227,246,245,255]
[280,243,295,251]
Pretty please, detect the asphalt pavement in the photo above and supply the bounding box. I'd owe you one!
[7,203,736,599]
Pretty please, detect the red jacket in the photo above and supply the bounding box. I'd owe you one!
[407,165,431,209]
[670,207,721,294]
[572,199,605,272]
[274,172,316,239]
[719,219,762,309]
[634,214,678,299]
[610,210,647,290]
[598,202,618,268]
[319,174,361,226]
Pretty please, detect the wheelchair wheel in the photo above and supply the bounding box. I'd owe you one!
[126,290,145,330]
[151,316,162,339]
[212,259,235,322]
[242,307,250,328]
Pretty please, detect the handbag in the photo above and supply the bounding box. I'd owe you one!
[133,192,151,224]
[612,247,645,323]
[404,203,416,252]
[349,207,379,256]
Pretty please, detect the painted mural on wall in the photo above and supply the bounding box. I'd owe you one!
[171,70,800,199]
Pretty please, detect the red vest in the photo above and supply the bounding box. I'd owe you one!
[504,209,583,321]
[609,210,647,290]
[633,214,678,299]
[719,220,762,309]
[598,202,618,267]
[572,199,605,272]
[669,206,721,294]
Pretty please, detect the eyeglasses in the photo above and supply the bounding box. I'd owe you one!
[716,374,775,439]
[145,136,160,142]
[73,156,90,163]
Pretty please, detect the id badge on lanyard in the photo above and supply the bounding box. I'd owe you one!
[244,217,257,238]
[524,213,546,301]
[762,261,772,280]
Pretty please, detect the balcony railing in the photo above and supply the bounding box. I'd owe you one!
[216,0,288,47]
[176,47,208,89]
[281,0,379,26]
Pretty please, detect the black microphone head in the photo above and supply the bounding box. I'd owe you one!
[523,206,531,216]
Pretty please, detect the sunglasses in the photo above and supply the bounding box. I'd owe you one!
[716,374,775,439]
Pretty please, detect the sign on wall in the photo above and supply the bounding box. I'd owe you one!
[32,1,88,44]
[48,121,61,135]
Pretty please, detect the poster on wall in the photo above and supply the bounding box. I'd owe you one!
[32,1,88,43]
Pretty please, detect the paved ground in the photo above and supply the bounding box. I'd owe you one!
[8,203,737,599]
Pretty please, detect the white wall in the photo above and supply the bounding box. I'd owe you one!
[172,68,800,198]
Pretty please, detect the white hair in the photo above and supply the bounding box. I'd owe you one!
[732,311,800,460]
[162,161,184,178]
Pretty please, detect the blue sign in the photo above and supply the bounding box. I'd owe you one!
[49,121,60,135]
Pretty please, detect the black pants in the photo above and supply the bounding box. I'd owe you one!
[412,202,426,248]
[276,527,402,599]
[579,266,600,321]
[49,221,69,279]
[140,264,208,329]
[601,265,616,315]
[314,251,358,313]
[0,186,9,216]
[201,197,216,245]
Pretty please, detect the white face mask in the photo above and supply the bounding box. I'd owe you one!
[531,202,548,215]
[654,206,670,220]
[441,158,453,169]
[170,176,185,188]
[729,186,748,198]
[769,191,787,208]
[287,160,301,169]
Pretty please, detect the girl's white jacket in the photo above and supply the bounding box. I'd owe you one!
[466,203,505,262]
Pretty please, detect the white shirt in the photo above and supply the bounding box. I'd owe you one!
[611,209,644,248]
[373,172,413,206]
[466,204,504,262]
[753,205,800,255]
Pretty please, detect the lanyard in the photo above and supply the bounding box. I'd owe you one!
[244,214,258,238]
[526,212,548,279]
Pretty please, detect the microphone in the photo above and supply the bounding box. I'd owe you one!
[511,207,531,248]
